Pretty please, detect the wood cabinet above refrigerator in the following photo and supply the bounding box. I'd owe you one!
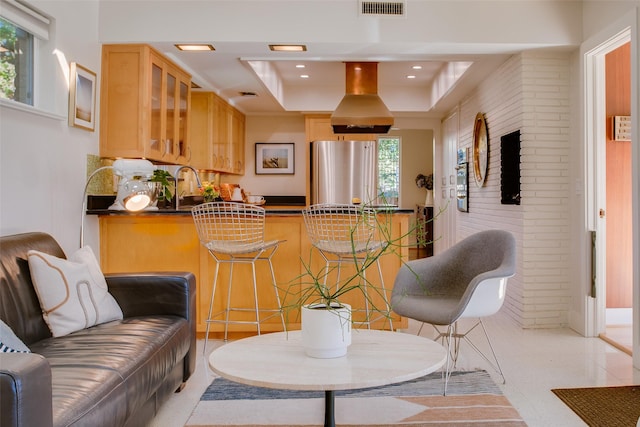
[305,114,377,142]
[100,44,191,164]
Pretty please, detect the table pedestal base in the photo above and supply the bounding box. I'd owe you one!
[324,390,335,427]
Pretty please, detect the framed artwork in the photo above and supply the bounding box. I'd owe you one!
[68,63,97,131]
[255,143,295,174]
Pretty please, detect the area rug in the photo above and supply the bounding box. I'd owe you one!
[552,385,640,427]
[185,370,526,426]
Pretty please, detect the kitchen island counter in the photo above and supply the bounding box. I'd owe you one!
[97,208,412,338]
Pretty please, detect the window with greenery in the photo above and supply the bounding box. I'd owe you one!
[0,17,34,105]
[378,136,400,205]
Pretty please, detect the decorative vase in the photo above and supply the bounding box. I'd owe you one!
[425,189,434,207]
[301,303,351,358]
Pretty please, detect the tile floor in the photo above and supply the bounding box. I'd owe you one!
[150,313,639,427]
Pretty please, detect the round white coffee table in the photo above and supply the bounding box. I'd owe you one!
[209,329,447,427]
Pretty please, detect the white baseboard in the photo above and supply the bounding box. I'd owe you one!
[606,308,632,325]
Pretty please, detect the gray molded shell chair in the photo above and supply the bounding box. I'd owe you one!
[192,202,286,352]
[391,229,516,394]
[302,204,393,330]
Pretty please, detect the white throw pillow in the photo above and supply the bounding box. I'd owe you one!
[27,246,123,337]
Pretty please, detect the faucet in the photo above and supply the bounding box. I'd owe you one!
[173,165,203,210]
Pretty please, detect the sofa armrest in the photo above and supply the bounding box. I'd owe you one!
[105,272,197,381]
[0,353,53,427]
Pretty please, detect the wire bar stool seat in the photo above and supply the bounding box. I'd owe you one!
[302,203,393,330]
[192,202,286,353]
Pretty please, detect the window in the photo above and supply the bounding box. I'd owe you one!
[0,0,51,108]
[0,17,34,105]
[378,136,400,205]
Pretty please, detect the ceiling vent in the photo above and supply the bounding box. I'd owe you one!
[359,1,405,17]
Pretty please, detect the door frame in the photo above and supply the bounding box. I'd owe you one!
[583,11,638,369]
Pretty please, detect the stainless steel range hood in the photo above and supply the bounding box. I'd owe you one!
[330,62,393,134]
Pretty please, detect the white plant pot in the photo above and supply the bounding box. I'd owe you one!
[301,303,352,358]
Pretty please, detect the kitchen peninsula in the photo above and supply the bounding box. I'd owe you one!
[92,205,412,337]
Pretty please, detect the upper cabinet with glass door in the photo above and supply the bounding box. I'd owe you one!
[100,44,191,163]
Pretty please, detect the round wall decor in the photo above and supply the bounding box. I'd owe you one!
[472,112,488,187]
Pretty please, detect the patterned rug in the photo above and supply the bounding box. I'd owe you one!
[552,385,640,427]
[185,370,526,426]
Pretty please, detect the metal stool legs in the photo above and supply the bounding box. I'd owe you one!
[202,246,286,355]
[319,251,393,331]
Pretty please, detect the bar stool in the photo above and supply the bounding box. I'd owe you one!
[192,202,286,352]
[301,204,393,330]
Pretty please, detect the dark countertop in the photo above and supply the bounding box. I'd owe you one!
[87,206,414,216]
[86,195,414,216]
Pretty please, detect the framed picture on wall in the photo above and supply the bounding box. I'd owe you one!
[68,63,97,131]
[255,143,295,175]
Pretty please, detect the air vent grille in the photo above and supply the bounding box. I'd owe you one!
[360,1,405,16]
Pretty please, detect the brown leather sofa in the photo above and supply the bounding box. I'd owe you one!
[0,232,196,427]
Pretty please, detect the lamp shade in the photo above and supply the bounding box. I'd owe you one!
[119,179,153,211]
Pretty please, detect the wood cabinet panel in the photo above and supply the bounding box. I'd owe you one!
[99,212,408,337]
[100,44,191,163]
[305,114,376,142]
[189,91,245,174]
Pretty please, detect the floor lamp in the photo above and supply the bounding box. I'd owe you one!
[80,159,156,247]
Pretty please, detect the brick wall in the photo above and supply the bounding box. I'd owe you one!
[447,51,572,328]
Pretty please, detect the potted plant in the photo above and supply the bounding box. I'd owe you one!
[282,201,421,358]
[150,169,174,208]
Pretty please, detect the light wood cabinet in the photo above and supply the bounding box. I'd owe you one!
[230,107,245,174]
[305,114,377,142]
[99,212,409,338]
[100,44,191,163]
[189,92,216,170]
[189,91,245,174]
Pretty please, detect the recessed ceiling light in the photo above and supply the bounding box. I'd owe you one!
[407,75,416,79]
[175,44,215,51]
[296,64,306,68]
[300,74,309,79]
[412,65,422,70]
[269,44,307,52]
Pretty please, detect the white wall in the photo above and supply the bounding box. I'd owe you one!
[440,50,573,328]
[232,114,306,196]
[0,1,101,254]
[395,129,434,210]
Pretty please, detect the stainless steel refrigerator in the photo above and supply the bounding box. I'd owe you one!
[310,140,378,205]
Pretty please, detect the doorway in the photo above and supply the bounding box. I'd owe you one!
[600,42,633,355]
[586,29,634,356]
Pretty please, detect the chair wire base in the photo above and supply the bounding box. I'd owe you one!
[419,319,505,395]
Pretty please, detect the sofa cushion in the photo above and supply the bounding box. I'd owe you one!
[0,320,30,353]
[29,315,190,427]
[27,247,123,337]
